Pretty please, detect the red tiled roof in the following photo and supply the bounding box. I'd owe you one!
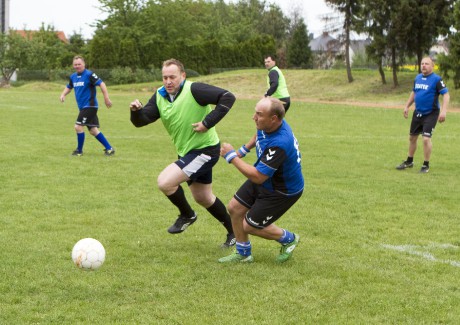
[14,30,69,43]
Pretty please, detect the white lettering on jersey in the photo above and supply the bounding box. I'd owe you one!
[74,81,85,87]
[414,83,429,90]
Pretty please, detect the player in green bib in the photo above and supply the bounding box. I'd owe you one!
[130,59,236,247]
[264,55,291,112]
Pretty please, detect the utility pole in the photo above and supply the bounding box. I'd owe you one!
[1,0,9,34]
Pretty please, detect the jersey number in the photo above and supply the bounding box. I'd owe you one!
[293,135,301,164]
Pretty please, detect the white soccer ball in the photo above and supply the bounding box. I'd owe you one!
[71,238,106,270]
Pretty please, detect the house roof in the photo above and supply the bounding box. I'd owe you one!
[309,32,340,52]
[13,30,69,43]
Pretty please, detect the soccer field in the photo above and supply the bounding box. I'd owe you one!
[1,82,460,324]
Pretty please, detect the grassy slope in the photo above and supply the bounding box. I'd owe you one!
[105,68,459,108]
[17,68,459,108]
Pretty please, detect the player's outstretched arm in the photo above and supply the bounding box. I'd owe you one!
[130,96,161,127]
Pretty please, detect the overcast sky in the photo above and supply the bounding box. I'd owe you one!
[9,0,333,39]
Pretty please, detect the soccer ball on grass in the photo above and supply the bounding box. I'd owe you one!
[71,238,106,270]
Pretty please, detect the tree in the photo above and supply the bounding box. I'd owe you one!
[287,18,312,68]
[404,0,453,71]
[361,0,392,84]
[325,0,363,83]
[0,31,31,85]
[438,1,460,89]
[26,24,68,78]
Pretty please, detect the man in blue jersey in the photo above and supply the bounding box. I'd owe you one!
[60,55,115,156]
[219,97,304,263]
[396,57,449,173]
[129,59,236,248]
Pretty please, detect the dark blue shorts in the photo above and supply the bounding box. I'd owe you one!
[174,144,220,185]
[234,180,302,229]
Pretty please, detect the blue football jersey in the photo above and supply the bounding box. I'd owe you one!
[67,69,103,110]
[254,120,304,196]
[413,72,448,115]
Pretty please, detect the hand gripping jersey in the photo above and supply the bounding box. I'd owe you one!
[67,69,103,110]
[413,72,448,115]
[254,120,304,196]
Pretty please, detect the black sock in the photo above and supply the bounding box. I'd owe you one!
[166,186,194,218]
[407,157,413,163]
[206,197,233,234]
[423,161,429,167]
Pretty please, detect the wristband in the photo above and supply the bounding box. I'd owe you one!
[224,150,237,163]
[238,145,250,158]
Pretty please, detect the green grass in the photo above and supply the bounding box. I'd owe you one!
[1,70,460,324]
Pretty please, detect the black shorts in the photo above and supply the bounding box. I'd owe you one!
[409,109,439,138]
[234,180,302,229]
[279,97,291,112]
[175,143,220,185]
[76,107,100,129]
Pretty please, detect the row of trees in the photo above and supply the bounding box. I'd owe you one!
[90,0,312,73]
[326,0,454,86]
[0,0,312,85]
[2,0,460,88]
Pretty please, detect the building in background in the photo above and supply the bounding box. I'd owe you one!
[309,32,340,69]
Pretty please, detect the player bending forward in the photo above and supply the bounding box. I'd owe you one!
[219,97,304,263]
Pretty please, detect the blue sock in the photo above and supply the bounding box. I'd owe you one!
[236,241,252,256]
[77,132,85,152]
[277,229,294,245]
[95,132,112,150]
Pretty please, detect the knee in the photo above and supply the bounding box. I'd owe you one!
[74,124,83,133]
[422,136,431,144]
[89,128,99,136]
[227,200,239,217]
[156,175,169,193]
[193,193,212,207]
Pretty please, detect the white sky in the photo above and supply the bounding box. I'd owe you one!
[9,0,333,39]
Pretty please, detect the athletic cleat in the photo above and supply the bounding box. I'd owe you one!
[104,148,115,156]
[396,161,413,170]
[276,233,300,263]
[396,161,414,170]
[167,213,197,234]
[218,250,254,263]
[72,150,83,156]
[419,165,429,173]
[220,233,236,248]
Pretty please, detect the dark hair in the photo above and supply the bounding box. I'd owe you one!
[264,54,276,61]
